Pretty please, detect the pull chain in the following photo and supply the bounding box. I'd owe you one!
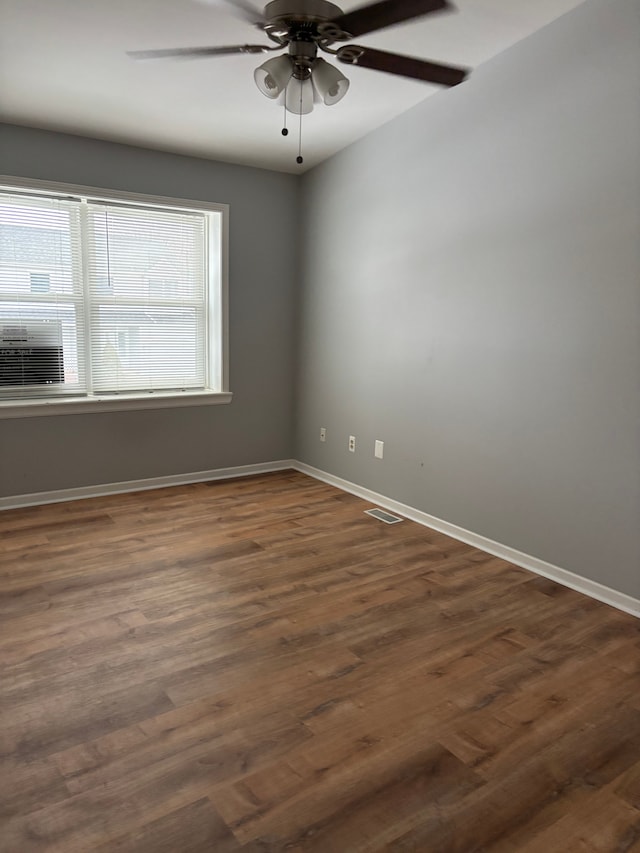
[296,78,304,165]
[279,76,304,164]
[281,92,288,137]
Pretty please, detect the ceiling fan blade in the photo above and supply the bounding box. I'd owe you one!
[330,0,452,38]
[337,45,468,86]
[128,44,274,60]
[194,0,265,26]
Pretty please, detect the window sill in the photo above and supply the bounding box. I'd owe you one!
[0,391,233,418]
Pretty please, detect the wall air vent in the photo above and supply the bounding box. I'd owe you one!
[0,321,64,386]
[365,508,404,524]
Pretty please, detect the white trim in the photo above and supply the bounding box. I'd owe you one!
[0,176,228,216]
[220,202,230,393]
[0,391,233,418]
[0,460,295,510]
[2,456,637,619]
[292,462,640,619]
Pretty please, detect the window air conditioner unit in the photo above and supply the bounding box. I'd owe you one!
[0,321,64,386]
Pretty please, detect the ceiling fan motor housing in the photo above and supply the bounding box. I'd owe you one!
[264,0,344,26]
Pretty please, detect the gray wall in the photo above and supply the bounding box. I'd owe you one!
[0,125,299,496]
[295,0,640,598]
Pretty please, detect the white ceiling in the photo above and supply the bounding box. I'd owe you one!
[0,0,586,174]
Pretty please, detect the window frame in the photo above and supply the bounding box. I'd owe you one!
[0,176,231,419]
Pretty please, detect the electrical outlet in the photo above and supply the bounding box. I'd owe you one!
[320,427,326,442]
[375,440,384,459]
[348,435,356,452]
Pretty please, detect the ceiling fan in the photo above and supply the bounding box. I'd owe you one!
[129,0,469,163]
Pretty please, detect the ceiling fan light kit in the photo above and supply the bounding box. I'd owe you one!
[254,53,349,110]
[129,0,470,164]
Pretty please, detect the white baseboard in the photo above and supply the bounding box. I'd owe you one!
[0,460,296,511]
[2,457,637,619]
[292,462,640,619]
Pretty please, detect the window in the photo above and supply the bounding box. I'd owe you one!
[0,179,229,416]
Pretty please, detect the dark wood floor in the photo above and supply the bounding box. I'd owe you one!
[1,470,639,852]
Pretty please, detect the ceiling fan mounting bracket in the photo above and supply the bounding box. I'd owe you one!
[261,0,352,50]
[263,0,344,26]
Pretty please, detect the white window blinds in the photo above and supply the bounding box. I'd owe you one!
[0,187,216,400]
[86,202,207,394]
[0,193,85,395]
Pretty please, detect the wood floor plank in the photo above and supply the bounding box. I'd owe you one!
[1,470,639,851]
[93,798,248,853]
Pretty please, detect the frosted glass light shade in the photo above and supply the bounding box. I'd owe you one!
[254,55,293,99]
[285,76,314,115]
[312,58,349,106]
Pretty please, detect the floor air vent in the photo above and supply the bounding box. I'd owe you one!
[365,508,404,524]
